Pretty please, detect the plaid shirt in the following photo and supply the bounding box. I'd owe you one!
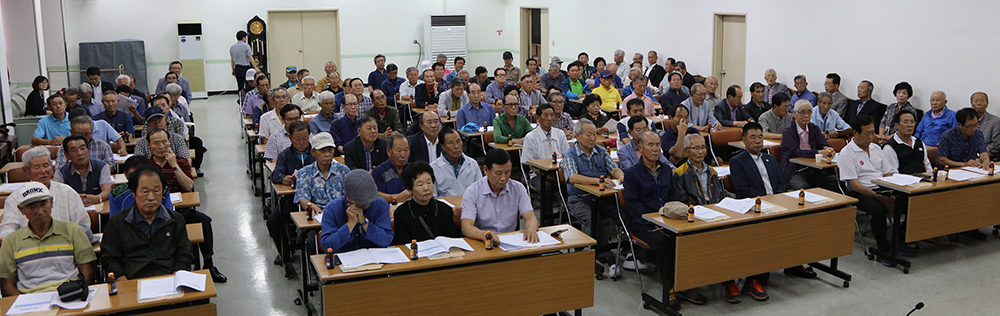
[554,112,574,132]
[55,139,113,170]
[263,130,291,160]
[357,95,374,117]
[293,161,351,208]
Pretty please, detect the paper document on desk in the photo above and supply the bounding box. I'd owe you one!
[947,169,984,181]
[6,288,97,315]
[170,192,183,203]
[610,150,619,160]
[603,119,619,134]
[877,174,923,186]
[781,191,832,203]
[714,166,731,178]
[762,140,780,147]
[137,270,206,302]
[498,231,562,252]
[714,197,774,214]
[337,247,410,268]
[0,182,26,193]
[693,206,729,222]
[438,198,456,208]
[84,204,97,212]
[415,237,475,258]
[959,166,990,175]
[611,179,624,190]
[113,154,133,162]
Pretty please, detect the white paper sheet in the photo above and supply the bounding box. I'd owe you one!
[602,119,619,133]
[336,248,377,268]
[137,271,206,302]
[693,206,728,221]
[437,198,455,208]
[610,151,619,160]
[367,248,410,264]
[6,288,98,315]
[877,174,923,186]
[84,205,97,212]
[781,191,832,203]
[611,179,624,190]
[112,154,133,162]
[498,231,561,251]
[947,169,984,181]
[714,166,731,178]
[960,166,989,175]
[0,182,26,192]
[762,140,780,147]
[170,192,182,203]
[714,197,755,214]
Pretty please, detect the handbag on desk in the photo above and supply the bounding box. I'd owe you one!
[57,272,88,302]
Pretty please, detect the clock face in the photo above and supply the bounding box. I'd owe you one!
[250,21,264,34]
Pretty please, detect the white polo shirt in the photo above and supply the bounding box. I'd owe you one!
[838,140,896,189]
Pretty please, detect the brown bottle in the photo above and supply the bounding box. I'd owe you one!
[108,272,118,295]
[410,239,419,260]
[325,248,335,269]
[798,189,805,206]
[552,151,558,165]
[485,231,494,250]
[599,175,606,191]
[306,203,314,221]
[755,197,762,213]
[687,205,695,222]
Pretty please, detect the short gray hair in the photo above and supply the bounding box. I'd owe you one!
[633,74,648,84]
[71,115,94,129]
[793,74,806,82]
[78,83,93,94]
[318,90,336,102]
[387,133,408,149]
[794,100,813,113]
[302,76,316,84]
[764,68,776,76]
[573,118,596,135]
[458,69,469,76]
[271,87,288,98]
[547,91,564,103]
[629,67,642,74]
[22,147,51,168]
[691,83,705,95]
[165,83,182,96]
[818,91,834,103]
[405,66,418,76]
[325,61,337,67]
[614,49,625,58]
[115,74,130,84]
[682,133,702,148]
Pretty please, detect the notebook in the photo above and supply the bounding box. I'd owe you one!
[498,231,562,252]
[336,247,410,268]
[414,237,474,258]
[137,270,207,302]
[6,288,97,315]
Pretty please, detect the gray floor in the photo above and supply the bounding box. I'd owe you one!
[194,95,1000,315]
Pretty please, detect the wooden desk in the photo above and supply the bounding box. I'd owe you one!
[311,225,595,315]
[95,223,204,253]
[791,157,837,169]
[488,142,522,152]
[872,172,1000,271]
[334,156,345,164]
[0,270,217,315]
[573,183,618,198]
[124,138,138,148]
[411,108,426,114]
[0,162,20,175]
[255,144,265,155]
[641,188,856,307]
[728,139,780,150]
[244,117,253,127]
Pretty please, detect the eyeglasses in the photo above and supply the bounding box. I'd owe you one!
[504,103,520,106]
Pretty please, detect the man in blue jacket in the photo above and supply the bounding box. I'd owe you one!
[561,61,593,117]
[623,131,684,311]
[320,170,393,253]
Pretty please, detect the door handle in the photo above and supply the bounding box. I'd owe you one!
[299,49,303,53]
[720,70,727,75]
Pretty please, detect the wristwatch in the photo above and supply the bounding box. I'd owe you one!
[360,218,369,226]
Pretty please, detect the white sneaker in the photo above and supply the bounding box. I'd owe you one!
[622,254,650,271]
[607,264,620,278]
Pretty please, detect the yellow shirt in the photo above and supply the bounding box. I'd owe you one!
[593,85,622,112]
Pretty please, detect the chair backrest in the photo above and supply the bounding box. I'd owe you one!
[15,146,58,162]
[47,147,58,159]
[483,130,494,145]
[827,138,847,152]
[767,144,781,159]
[722,174,735,193]
[710,129,743,147]
[926,146,938,167]
[6,168,30,183]
[88,210,100,233]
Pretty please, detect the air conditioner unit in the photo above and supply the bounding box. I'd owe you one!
[429,15,467,71]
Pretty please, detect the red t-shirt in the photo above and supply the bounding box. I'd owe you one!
[150,156,193,192]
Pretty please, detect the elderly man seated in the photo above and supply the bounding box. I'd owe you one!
[0,146,92,240]
[0,183,97,295]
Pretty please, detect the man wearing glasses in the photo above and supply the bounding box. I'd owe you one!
[484,68,512,105]
[493,95,533,145]
[936,107,993,241]
[778,100,839,192]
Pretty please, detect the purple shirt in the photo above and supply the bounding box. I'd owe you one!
[460,176,532,234]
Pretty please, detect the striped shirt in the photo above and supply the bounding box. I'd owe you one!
[0,220,96,293]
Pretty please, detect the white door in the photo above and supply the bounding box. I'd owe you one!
[300,10,340,73]
[712,14,747,98]
[268,11,305,78]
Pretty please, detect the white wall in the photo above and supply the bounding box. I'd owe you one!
[1,0,40,89]
[5,0,1000,116]
[502,0,1000,116]
[0,1,15,123]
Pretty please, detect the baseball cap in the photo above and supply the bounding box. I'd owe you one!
[344,170,378,205]
[15,182,52,208]
[144,106,166,120]
[310,132,336,150]
[245,68,257,81]
[600,70,613,78]
[502,51,513,59]
[285,65,297,73]
[550,56,563,64]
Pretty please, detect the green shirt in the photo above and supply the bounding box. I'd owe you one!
[493,113,534,144]
[0,220,96,293]
[570,79,584,95]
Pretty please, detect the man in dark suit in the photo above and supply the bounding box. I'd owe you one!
[676,61,696,90]
[728,122,814,299]
[85,66,116,94]
[714,85,753,127]
[343,116,388,171]
[408,111,443,163]
[645,51,667,88]
[779,101,839,192]
[763,69,790,105]
[842,80,886,125]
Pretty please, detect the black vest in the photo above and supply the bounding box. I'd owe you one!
[884,137,926,174]
[60,159,106,195]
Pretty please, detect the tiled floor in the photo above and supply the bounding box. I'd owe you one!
[196,95,1000,315]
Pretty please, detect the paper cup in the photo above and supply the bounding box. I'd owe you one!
[815,154,823,164]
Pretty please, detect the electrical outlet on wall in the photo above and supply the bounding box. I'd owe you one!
[552,40,555,46]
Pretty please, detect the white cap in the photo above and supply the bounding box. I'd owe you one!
[310,132,336,150]
[245,68,258,81]
[15,182,52,208]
